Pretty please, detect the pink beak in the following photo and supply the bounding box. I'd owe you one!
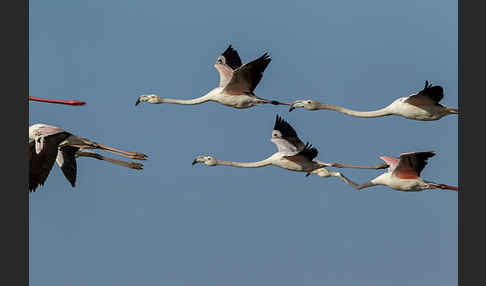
[29,96,86,106]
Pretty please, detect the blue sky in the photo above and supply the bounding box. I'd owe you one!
[29,0,458,285]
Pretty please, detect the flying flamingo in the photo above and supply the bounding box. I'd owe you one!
[192,115,387,174]
[322,151,458,192]
[29,96,86,106]
[29,123,147,192]
[289,81,458,121]
[135,45,291,109]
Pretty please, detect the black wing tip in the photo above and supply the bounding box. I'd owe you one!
[221,44,242,69]
[424,80,442,90]
[223,44,236,55]
[301,142,319,160]
[274,114,283,129]
[423,80,443,90]
[258,52,271,62]
[421,151,436,159]
[273,115,298,138]
[421,80,444,99]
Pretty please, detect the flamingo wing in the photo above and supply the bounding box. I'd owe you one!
[271,115,306,152]
[405,80,444,107]
[215,64,234,88]
[283,143,319,164]
[30,141,48,192]
[223,52,271,95]
[29,135,67,192]
[215,45,242,88]
[56,145,79,187]
[379,156,400,172]
[393,151,435,179]
[219,45,242,70]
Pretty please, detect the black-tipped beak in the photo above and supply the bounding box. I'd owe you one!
[135,98,141,106]
[289,106,295,112]
[192,159,198,165]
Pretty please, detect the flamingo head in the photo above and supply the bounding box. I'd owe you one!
[289,100,320,112]
[135,94,161,106]
[312,167,333,177]
[192,155,217,166]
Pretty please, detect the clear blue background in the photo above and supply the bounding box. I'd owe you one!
[29,0,458,285]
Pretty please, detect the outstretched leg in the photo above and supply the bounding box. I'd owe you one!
[68,137,148,160]
[75,150,143,170]
[259,98,292,106]
[316,160,388,170]
[430,183,458,191]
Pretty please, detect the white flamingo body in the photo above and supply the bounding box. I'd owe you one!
[136,45,290,109]
[335,152,458,192]
[276,156,323,172]
[289,81,458,121]
[367,172,428,192]
[386,97,454,121]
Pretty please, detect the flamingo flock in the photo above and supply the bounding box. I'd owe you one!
[30,44,458,193]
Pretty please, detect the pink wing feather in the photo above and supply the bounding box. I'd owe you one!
[379,156,400,172]
[214,63,234,88]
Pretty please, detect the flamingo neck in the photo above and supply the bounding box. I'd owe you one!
[316,103,393,118]
[160,90,217,105]
[336,173,377,190]
[215,157,273,168]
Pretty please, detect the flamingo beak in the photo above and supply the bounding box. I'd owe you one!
[289,101,306,112]
[192,159,198,165]
[135,98,141,106]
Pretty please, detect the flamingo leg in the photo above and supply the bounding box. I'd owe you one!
[70,139,148,160]
[270,100,292,106]
[261,99,292,106]
[75,151,143,170]
[431,183,458,191]
[29,96,86,106]
[318,161,388,170]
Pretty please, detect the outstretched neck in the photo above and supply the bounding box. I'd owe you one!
[215,157,273,168]
[338,173,378,190]
[162,93,214,105]
[316,103,393,118]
